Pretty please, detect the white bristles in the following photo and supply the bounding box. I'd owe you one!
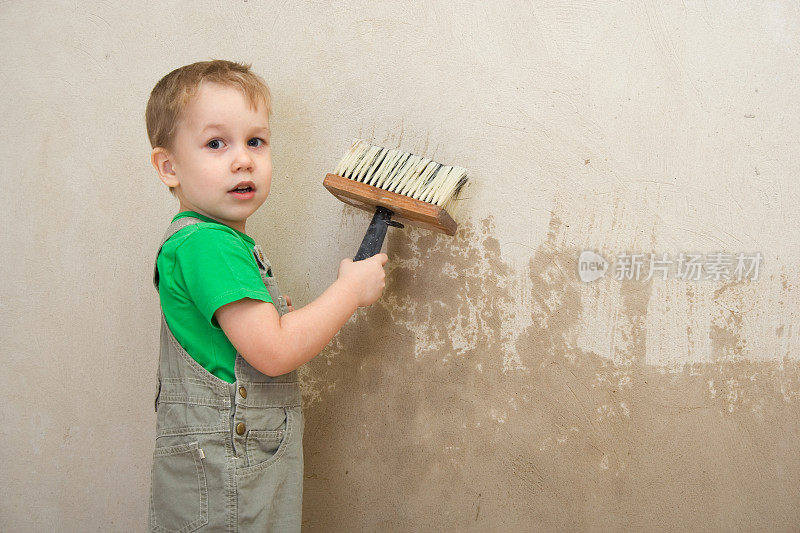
[334,140,469,213]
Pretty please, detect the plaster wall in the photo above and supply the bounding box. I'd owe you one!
[1,1,798,530]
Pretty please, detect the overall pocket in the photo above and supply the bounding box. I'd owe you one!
[241,407,291,473]
[149,441,208,533]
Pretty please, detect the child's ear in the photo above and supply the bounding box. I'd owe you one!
[151,147,180,188]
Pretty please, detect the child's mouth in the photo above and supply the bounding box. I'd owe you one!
[229,182,256,199]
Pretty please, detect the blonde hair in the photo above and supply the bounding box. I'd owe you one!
[145,59,272,195]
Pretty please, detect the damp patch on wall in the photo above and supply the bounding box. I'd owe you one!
[299,209,800,530]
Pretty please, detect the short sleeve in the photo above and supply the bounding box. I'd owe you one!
[174,227,273,328]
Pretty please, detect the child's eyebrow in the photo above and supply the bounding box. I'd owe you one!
[201,123,270,135]
[201,123,225,133]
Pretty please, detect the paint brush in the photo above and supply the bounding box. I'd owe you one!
[324,139,470,261]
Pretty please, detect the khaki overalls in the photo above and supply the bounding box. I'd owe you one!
[149,217,304,532]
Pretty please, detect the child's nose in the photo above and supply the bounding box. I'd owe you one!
[231,145,254,171]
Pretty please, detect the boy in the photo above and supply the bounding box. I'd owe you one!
[146,59,387,532]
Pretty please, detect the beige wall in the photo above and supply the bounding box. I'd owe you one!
[2,1,799,530]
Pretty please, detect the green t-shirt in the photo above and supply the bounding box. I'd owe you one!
[156,211,273,383]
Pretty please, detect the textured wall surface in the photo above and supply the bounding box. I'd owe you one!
[2,1,799,531]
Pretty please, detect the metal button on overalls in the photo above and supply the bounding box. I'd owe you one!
[149,217,304,532]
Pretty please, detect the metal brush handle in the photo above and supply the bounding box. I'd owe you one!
[354,206,404,261]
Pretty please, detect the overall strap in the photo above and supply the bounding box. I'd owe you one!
[152,217,206,291]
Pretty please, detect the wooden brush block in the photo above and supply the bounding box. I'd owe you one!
[323,173,457,236]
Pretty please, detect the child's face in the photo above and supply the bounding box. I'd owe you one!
[157,81,272,233]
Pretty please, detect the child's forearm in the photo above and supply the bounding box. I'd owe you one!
[268,279,360,376]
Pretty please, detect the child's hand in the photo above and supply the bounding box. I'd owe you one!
[283,294,294,312]
[337,253,388,307]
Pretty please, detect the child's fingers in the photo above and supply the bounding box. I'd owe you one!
[283,294,294,311]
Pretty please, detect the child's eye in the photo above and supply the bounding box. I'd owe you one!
[207,139,225,149]
[248,137,267,148]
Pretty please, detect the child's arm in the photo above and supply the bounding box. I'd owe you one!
[214,253,388,377]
